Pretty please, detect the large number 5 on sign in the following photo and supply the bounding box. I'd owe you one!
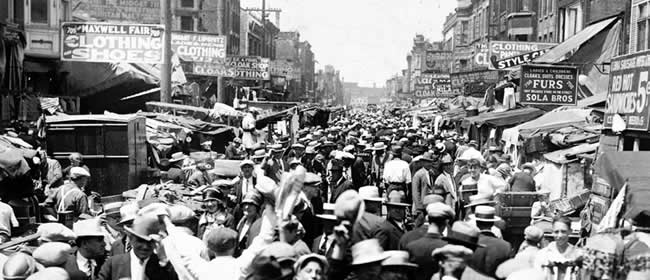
[638,71,648,114]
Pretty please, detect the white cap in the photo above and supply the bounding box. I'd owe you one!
[70,167,90,179]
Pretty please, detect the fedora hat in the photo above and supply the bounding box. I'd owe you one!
[103,201,123,217]
[427,202,455,219]
[73,218,105,238]
[334,190,365,224]
[443,221,485,249]
[358,186,383,202]
[269,144,284,152]
[381,250,417,268]
[464,193,496,208]
[118,203,139,225]
[124,214,162,242]
[385,190,410,208]
[251,149,268,159]
[242,190,264,207]
[169,152,187,163]
[351,239,389,266]
[432,244,474,259]
[291,143,305,150]
[474,205,501,222]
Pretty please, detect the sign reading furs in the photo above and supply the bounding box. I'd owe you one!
[488,41,557,70]
[520,64,578,106]
[605,50,650,131]
[61,22,164,64]
[414,74,452,98]
[171,32,227,76]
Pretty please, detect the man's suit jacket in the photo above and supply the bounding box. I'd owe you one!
[469,231,512,278]
[398,224,428,250]
[406,232,448,280]
[412,168,433,212]
[97,253,178,280]
[329,178,354,203]
[351,212,384,244]
[311,234,336,257]
[64,253,105,280]
[376,218,406,251]
[351,157,367,189]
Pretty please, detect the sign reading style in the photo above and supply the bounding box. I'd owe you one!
[170,32,227,76]
[520,65,578,106]
[605,51,650,131]
[71,0,161,24]
[414,74,452,98]
[488,41,557,70]
[61,22,164,64]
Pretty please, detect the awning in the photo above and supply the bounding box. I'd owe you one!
[543,142,599,164]
[504,108,594,138]
[577,94,607,108]
[594,152,650,219]
[534,17,618,63]
[461,107,545,128]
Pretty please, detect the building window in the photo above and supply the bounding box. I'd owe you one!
[180,16,194,31]
[180,0,194,8]
[30,0,48,24]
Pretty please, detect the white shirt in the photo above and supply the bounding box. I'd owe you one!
[382,159,412,184]
[76,252,95,276]
[207,256,239,280]
[0,202,18,237]
[130,250,150,280]
[477,174,507,196]
[241,176,254,197]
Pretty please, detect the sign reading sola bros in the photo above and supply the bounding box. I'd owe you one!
[520,65,578,106]
[605,51,650,131]
[61,22,164,64]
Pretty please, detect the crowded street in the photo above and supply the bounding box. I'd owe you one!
[0,0,648,280]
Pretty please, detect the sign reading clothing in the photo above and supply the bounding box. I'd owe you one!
[170,32,227,76]
[604,51,650,131]
[488,41,557,70]
[520,65,578,106]
[414,74,452,98]
[61,22,164,64]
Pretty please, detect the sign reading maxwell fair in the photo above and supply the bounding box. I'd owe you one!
[170,32,226,76]
[61,22,164,64]
[520,64,578,106]
[225,56,270,80]
[414,74,452,98]
[488,41,557,70]
[71,0,161,24]
[604,51,650,131]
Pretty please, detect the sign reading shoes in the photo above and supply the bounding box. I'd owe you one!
[488,41,557,70]
[61,22,164,64]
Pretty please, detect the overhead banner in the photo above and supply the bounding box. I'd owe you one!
[171,32,226,76]
[61,22,164,64]
[414,74,452,98]
[71,0,161,24]
[604,51,650,131]
[225,56,270,80]
[520,64,578,106]
[488,41,557,70]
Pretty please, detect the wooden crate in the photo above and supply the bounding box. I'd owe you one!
[495,192,540,208]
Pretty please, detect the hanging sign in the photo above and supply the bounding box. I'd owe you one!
[520,64,578,105]
[225,56,271,80]
[604,50,650,131]
[270,60,296,79]
[414,74,453,98]
[61,22,164,64]
[488,41,557,70]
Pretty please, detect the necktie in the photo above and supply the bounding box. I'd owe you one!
[319,235,328,255]
[87,260,94,277]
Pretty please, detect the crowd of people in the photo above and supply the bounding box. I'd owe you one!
[0,108,608,280]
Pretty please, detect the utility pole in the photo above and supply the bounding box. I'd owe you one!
[216,0,226,104]
[160,0,172,103]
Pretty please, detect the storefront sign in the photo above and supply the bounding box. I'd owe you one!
[425,50,451,72]
[604,51,650,131]
[225,56,270,80]
[450,70,499,89]
[520,65,578,105]
[488,41,557,70]
[171,32,226,76]
[414,74,452,98]
[61,22,164,64]
[71,0,161,24]
[270,60,296,79]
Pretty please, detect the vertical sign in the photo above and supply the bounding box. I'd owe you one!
[604,51,650,131]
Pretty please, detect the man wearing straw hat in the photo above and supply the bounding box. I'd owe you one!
[377,190,410,250]
[469,206,512,278]
[67,219,107,280]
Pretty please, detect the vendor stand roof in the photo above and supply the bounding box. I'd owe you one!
[461,107,545,128]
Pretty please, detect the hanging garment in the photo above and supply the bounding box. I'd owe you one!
[1,95,15,121]
[503,87,516,109]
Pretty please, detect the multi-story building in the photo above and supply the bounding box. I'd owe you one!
[315,65,343,105]
[537,0,558,42]
[274,31,316,101]
[239,10,278,59]
[557,0,583,42]
[298,42,316,100]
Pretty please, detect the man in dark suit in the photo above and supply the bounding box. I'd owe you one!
[351,186,385,244]
[405,202,454,280]
[98,214,178,280]
[328,164,353,203]
[376,190,409,250]
[399,194,446,250]
[469,206,512,278]
[65,219,107,280]
[311,214,337,257]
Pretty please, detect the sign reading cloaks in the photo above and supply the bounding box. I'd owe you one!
[520,64,578,106]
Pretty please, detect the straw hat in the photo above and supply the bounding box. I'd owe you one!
[350,239,389,266]
[385,190,410,208]
[473,206,501,222]
[69,167,90,179]
[118,203,139,225]
[334,190,365,224]
[72,219,105,238]
[381,251,417,268]
[169,152,187,163]
[464,193,496,208]
[358,186,383,202]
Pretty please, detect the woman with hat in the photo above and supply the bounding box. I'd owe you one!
[235,190,263,256]
[197,188,234,239]
[294,253,328,280]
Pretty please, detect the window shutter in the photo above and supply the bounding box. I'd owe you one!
[631,4,640,53]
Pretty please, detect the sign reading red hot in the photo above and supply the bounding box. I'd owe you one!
[520,64,578,106]
[605,51,650,131]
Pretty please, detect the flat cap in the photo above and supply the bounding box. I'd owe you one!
[426,202,455,219]
[37,223,76,243]
[205,227,238,253]
[32,242,71,267]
